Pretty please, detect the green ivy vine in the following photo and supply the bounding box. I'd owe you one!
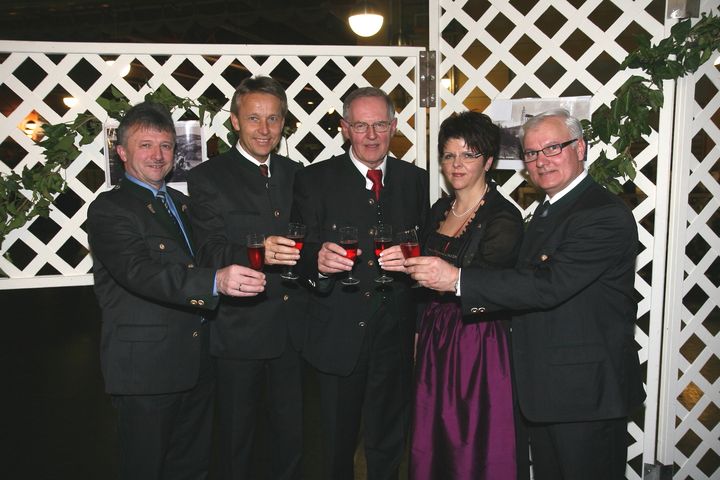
[584,13,720,193]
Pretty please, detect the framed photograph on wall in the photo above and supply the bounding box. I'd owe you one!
[103,120,206,192]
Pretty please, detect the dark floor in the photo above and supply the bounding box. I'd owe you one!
[0,286,385,480]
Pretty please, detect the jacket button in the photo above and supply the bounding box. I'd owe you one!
[187,263,194,268]
[368,198,375,205]
[540,254,548,261]
[274,210,280,217]
[159,243,165,250]
[358,321,366,327]
[190,299,198,305]
[331,224,337,231]
[192,331,199,337]
[283,294,289,301]
[198,299,205,306]
[368,228,375,236]
[364,291,371,298]
[368,260,374,266]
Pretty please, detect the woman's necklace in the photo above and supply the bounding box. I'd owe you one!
[450,184,489,218]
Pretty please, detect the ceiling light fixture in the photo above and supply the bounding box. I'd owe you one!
[348,1,384,38]
[105,60,131,77]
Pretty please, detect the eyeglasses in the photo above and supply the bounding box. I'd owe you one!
[440,152,484,163]
[523,139,578,163]
[345,120,392,134]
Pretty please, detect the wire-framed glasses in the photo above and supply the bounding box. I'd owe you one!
[440,151,484,163]
[345,120,392,133]
[523,139,578,163]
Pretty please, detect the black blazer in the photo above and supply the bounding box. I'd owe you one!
[187,149,307,359]
[87,179,218,395]
[460,175,645,422]
[291,153,429,375]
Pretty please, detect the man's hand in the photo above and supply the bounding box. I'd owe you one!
[318,241,362,274]
[405,256,458,292]
[215,264,266,297]
[377,244,407,273]
[264,235,300,266]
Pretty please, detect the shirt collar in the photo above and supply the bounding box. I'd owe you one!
[124,172,165,196]
[545,170,588,204]
[236,143,271,175]
[348,149,386,186]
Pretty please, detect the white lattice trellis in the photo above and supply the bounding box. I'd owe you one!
[0,42,424,289]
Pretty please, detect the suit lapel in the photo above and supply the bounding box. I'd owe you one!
[119,179,193,256]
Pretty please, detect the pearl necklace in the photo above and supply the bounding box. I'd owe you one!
[451,184,489,218]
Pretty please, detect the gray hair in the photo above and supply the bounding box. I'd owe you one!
[519,108,584,144]
[342,87,395,121]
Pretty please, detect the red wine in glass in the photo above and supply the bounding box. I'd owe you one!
[374,224,393,283]
[374,239,392,257]
[341,240,358,261]
[246,233,266,271]
[339,226,360,285]
[400,242,420,258]
[281,223,306,280]
[247,246,265,270]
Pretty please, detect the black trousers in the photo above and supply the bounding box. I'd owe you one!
[112,326,214,480]
[526,416,628,480]
[214,340,304,480]
[315,306,413,480]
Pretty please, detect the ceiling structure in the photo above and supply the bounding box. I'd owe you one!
[0,0,429,47]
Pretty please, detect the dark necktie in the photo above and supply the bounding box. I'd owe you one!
[259,163,269,177]
[156,190,182,230]
[367,169,383,201]
[156,191,192,254]
[537,200,551,218]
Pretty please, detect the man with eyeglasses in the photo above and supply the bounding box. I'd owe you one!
[406,108,644,480]
[291,86,429,479]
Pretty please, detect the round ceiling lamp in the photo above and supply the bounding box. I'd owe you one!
[348,1,384,37]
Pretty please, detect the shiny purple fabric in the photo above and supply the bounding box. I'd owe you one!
[410,299,516,480]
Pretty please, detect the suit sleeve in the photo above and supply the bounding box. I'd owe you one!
[87,196,218,310]
[187,169,248,269]
[460,202,636,314]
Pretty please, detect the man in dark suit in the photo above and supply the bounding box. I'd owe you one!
[187,76,306,480]
[87,101,266,480]
[291,87,429,480]
[406,109,645,480]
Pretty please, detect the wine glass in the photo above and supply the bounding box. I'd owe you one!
[398,228,420,259]
[339,226,360,286]
[398,228,421,287]
[373,224,393,284]
[281,222,306,280]
[246,233,265,271]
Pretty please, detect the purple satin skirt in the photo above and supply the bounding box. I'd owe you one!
[410,299,516,480]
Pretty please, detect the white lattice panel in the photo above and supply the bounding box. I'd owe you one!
[0,42,424,289]
[660,3,720,476]
[431,1,672,478]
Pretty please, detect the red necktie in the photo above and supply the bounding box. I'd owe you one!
[367,169,382,201]
[259,164,269,177]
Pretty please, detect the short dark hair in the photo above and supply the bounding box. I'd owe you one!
[343,87,395,121]
[116,101,175,147]
[230,75,288,118]
[438,110,500,160]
